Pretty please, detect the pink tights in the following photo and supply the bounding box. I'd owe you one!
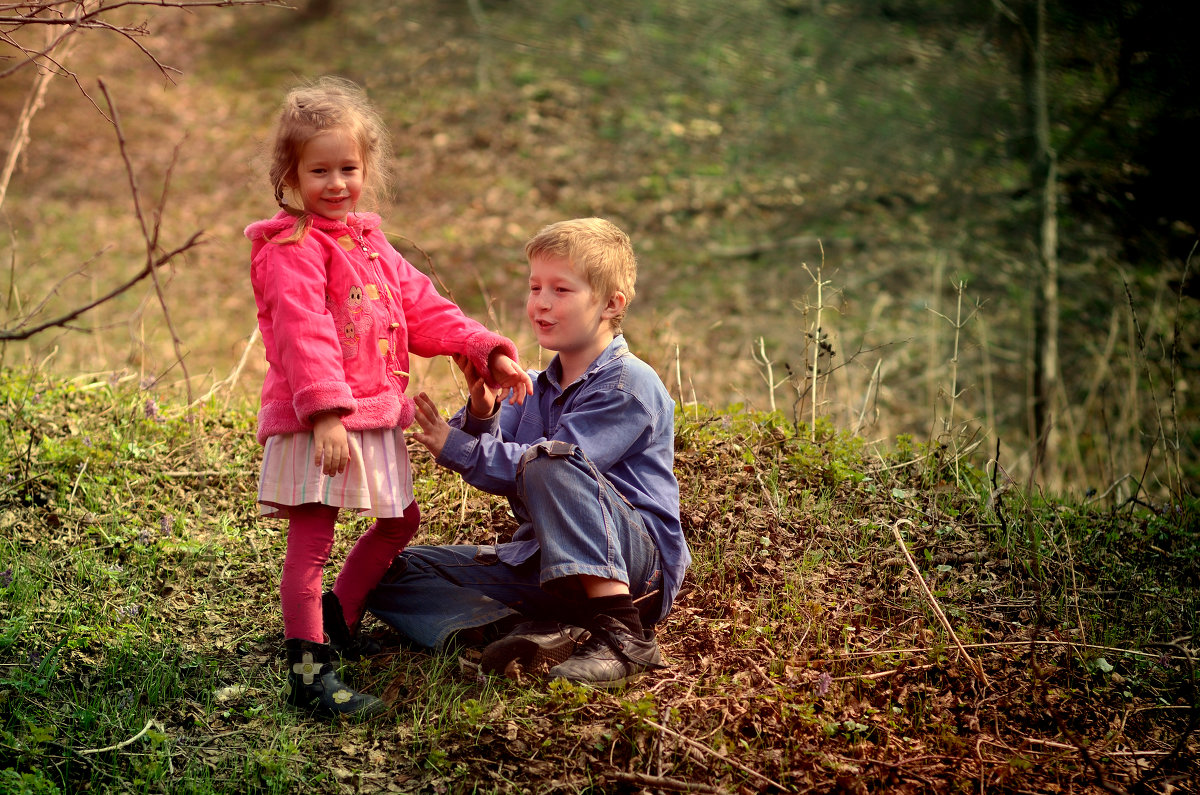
[280,501,421,643]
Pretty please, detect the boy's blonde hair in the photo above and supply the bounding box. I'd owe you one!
[524,218,638,332]
[267,76,392,242]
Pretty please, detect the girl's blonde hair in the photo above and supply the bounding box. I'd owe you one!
[524,218,638,333]
[267,76,392,242]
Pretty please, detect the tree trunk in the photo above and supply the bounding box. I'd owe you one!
[1029,0,1060,482]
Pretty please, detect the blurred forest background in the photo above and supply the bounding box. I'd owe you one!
[2,0,1197,498]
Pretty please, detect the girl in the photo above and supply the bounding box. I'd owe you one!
[245,77,531,719]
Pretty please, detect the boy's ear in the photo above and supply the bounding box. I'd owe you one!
[602,290,628,319]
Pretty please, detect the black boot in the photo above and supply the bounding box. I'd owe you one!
[283,638,385,720]
[322,591,382,660]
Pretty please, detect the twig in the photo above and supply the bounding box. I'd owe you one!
[79,718,161,755]
[890,518,989,687]
[831,663,936,682]
[853,358,881,434]
[1166,244,1195,501]
[99,79,193,405]
[0,30,76,212]
[1131,637,1196,794]
[1023,737,1170,757]
[752,337,786,414]
[606,770,728,794]
[1086,473,1132,504]
[804,247,828,440]
[644,718,787,792]
[190,326,260,408]
[0,235,203,341]
[828,639,1193,663]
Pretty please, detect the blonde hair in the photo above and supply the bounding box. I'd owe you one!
[524,218,638,332]
[267,76,392,242]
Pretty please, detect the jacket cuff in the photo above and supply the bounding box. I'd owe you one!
[436,426,477,473]
[465,331,519,388]
[292,380,356,425]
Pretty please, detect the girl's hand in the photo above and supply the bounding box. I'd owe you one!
[487,351,533,406]
[453,354,501,418]
[410,392,451,457]
[312,412,350,476]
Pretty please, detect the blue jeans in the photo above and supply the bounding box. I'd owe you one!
[366,441,663,649]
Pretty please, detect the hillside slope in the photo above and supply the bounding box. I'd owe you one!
[0,371,1195,793]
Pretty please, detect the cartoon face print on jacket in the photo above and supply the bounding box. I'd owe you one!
[347,285,366,317]
[328,283,374,359]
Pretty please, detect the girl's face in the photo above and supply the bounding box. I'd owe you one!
[292,129,364,222]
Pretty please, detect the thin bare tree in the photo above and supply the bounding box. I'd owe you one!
[1,0,284,399]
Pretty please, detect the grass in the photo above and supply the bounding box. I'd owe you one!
[0,369,1194,793]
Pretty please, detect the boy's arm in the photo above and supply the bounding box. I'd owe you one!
[436,382,656,496]
[454,353,503,418]
[487,351,533,405]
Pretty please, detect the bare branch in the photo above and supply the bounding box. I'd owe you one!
[0,232,203,342]
[1,0,286,84]
[97,77,193,402]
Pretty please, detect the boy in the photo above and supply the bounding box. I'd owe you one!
[365,218,690,688]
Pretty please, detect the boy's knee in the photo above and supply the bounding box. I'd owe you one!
[516,440,580,484]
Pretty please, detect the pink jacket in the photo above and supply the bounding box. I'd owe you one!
[245,210,517,444]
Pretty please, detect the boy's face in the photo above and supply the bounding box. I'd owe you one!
[526,254,620,360]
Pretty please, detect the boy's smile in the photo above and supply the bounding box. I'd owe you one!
[293,130,363,222]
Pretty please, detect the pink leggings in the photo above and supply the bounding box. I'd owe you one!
[280,501,421,643]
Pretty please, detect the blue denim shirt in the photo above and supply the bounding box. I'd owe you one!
[438,336,691,618]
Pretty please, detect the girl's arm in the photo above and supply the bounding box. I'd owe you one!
[385,243,523,389]
[253,240,356,420]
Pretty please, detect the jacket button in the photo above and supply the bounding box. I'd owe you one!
[390,322,400,329]
[392,370,409,378]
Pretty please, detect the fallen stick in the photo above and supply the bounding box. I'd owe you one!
[644,718,788,792]
[606,770,729,793]
[891,518,989,687]
[79,718,160,755]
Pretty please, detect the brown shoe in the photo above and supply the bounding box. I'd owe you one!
[479,621,589,678]
[547,615,665,689]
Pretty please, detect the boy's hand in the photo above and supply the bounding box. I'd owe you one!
[311,412,350,476]
[410,392,451,458]
[487,350,533,405]
[453,354,501,418]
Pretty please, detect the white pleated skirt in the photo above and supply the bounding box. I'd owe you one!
[257,426,415,519]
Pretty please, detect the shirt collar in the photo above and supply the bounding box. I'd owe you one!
[537,335,628,393]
